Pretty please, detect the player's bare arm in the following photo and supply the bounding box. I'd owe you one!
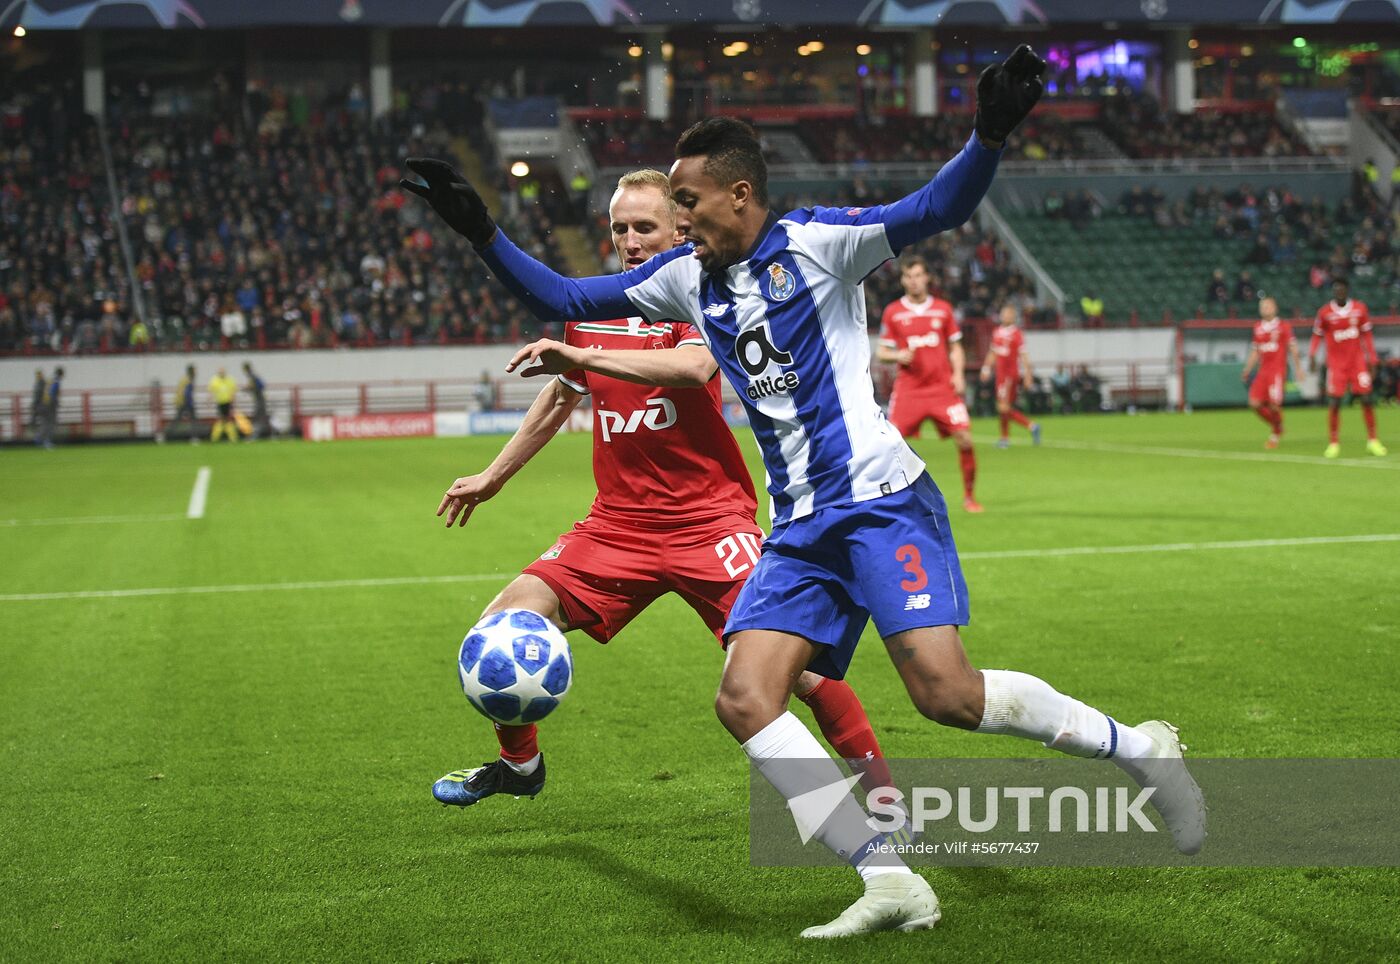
[979,346,995,380]
[876,343,914,366]
[1020,346,1034,389]
[438,378,583,528]
[507,338,718,388]
[1242,346,1259,383]
[950,341,966,395]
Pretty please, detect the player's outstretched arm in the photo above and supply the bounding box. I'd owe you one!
[508,338,718,388]
[437,378,583,528]
[876,45,1045,252]
[402,157,640,322]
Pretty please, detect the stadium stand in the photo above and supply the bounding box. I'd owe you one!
[1099,93,1312,160]
[1006,179,1399,325]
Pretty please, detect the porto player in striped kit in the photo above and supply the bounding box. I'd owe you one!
[1309,278,1387,458]
[407,45,1205,938]
[877,255,982,512]
[428,169,893,812]
[1241,296,1302,449]
[980,304,1040,448]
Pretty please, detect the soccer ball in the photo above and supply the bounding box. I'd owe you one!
[457,608,573,725]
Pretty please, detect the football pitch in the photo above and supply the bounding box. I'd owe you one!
[3,408,1398,961]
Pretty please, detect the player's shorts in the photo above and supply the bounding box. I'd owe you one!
[217,402,232,418]
[1326,366,1373,399]
[888,388,970,439]
[1248,371,1286,407]
[523,510,763,644]
[724,472,969,681]
[995,376,1019,406]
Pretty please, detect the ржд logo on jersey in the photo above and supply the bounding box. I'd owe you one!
[598,397,677,442]
[735,322,801,401]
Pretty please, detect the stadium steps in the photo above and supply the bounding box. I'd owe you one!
[1076,126,1129,160]
[554,224,603,276]
[452,136,502,210]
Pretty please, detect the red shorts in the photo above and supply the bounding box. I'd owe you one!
[1327,366,1373,399]
[995,376,1020,406]
[1249,370,1286,406]
[888,389,970,439]
[522,511,763,644]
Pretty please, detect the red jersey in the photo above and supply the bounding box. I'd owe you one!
[989,324,1025,381]
[1252,319,1295,377]
[878,296,961,393]
[560,317,757,526]
[1311,300,1375,373]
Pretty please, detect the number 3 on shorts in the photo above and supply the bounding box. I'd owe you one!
[716,532,763,578]
[896,543,928,591]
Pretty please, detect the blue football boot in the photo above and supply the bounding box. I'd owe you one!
[432,756,546,807]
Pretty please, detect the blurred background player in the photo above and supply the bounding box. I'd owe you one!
[168,365,199,444]
[207,367,240,443]
[34,366,63,449]
[1310,278,1386,458]
[243,363,271,439]
[1241,296,1302,450]
[430,168,893,812]
[29,369,46,436]
[876,255,982,513]
[980,304,1041,449]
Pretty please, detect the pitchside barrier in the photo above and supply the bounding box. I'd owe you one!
[1176,315,1400,410]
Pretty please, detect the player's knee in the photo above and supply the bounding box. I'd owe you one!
[909,672,983,729]
[714,675,784,738]
[953,432,973,451]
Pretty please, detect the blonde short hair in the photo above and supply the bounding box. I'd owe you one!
[614,169,677,222]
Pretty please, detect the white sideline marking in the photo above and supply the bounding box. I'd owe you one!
[3,533,1397,603]
[186,466,211,519]
[1040,438,1399,470]
[1,514,187,528]
[0,573,508,603]
[961,532,1400,562]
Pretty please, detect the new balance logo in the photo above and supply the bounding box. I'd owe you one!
[704,303,730,318]
[904,594,932,611]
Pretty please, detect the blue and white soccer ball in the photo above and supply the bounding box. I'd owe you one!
[457,608,573,725]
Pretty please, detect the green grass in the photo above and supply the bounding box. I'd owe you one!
[2,408,1398,961]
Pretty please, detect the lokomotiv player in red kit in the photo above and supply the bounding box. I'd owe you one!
[980,304,1041,448]
[1241,296,1303,450]
[1310,278,1386,458]
[876,255,982,513]
[429,169,893,807]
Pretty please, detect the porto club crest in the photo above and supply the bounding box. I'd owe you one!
[766,263,796,302]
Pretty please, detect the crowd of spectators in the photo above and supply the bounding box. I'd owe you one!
[1100,93,1310,160]
[795,112,1091,165]
[0,81,571,355]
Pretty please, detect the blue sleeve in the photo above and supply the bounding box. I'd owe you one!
[874,134,1002,253]
[477,230,638,322]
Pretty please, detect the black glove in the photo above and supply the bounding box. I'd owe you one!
[400,157,497,248]
[973,44,1047,145]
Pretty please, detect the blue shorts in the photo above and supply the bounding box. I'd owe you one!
[724,473,969,680]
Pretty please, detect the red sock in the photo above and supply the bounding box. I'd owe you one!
[1328,407,1340,444]
[494,722,539,763]
[958,447,977,498]
[998,414,1009,439]
[797,677,892,795]
[1253,405,1275,428]
[1008,409,1033,430]
[1271,408,1284,434]
[1363,405,1378,441]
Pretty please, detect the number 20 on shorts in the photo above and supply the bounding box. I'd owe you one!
[716,532,763,578]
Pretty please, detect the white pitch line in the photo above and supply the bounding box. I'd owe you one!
[961,532,1400,561]
[1039,438,1400,470]
[0,514,188,528]
[186,466,211,519]
[0,573,509,603]
[3,533,1398,603]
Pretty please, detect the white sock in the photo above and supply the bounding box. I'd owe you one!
[977,670,1153,760]
[501,753,541,776]
[743,712,911,878]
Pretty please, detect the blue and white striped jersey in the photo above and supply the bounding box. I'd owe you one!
[480,133,1002,525]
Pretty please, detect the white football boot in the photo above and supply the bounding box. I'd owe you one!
[1128,720,1207,855]
[799,873,941,939]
